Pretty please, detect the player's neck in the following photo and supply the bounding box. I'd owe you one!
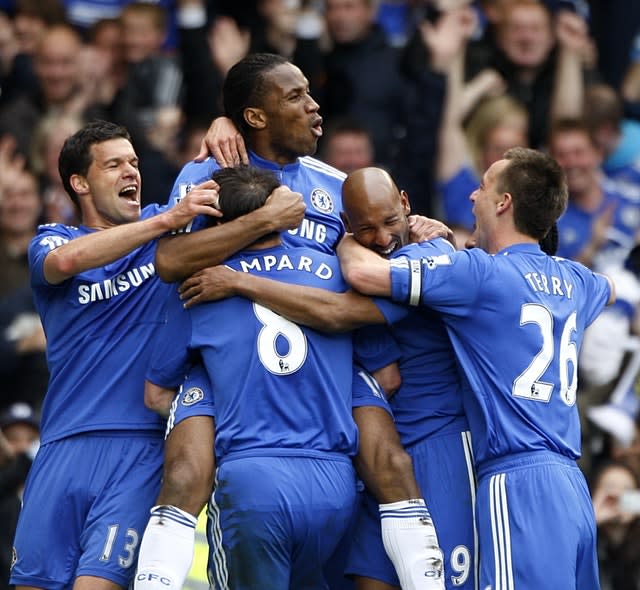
[488,229,537,254]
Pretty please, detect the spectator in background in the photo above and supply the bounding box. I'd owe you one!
[585,83,640,189]
[318,0,410,174]
[0,140,48,413]
[591,460,640,590]
[0,138,40,297]
[106,2,186,205]
[318,117,376,174]
[113,2,183,147]
[0,402,39,590]
[30,111,83,225]
[0,23,108,158]
[12,0,66,56]
[548,118,640,270]
[0,10,37,109]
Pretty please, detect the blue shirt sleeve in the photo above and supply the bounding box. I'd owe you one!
[353,324,402,372]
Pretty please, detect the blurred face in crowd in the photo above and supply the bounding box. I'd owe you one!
[322,130,374,174]
[481,122,528,172]
[497,2,555,69]
[90,18,124,73]
[35,26,82,105]
[0,171,41,237]
[14,12,46,55]
[2,422,39,455]
[342,168,411,257]
[254,63,323,163]
[325,0,375,44]
[594,463,639,527]
[121,9,165,64]
[548,129,601,197]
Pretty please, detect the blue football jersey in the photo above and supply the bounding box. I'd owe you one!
[147,244,358,460]
[28,205,169,444]
[357,238,470,446]
[388,242,611,464]
[169,152,346,253]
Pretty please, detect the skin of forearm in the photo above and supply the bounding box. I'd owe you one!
[155,209,276,282]
[45,213,178,284]
[234,273,385,332]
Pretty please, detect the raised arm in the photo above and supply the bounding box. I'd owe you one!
[155,186,306,282]
[178,264,386,332]
[44,180,220,284]
[550,10,593,122]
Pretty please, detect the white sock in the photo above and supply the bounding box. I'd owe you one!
[379,499,445,590]
[134,505,198,590]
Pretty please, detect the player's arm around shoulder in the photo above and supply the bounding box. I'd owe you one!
[156,185,306,283]
[43,181,220,285]
[179,261,386,332]
[338,235,393,297]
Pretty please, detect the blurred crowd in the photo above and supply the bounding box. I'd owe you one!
[1,0,640,588]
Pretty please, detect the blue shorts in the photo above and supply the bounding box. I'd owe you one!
[166,365,215,437]
[476,451,600,590]
[346,430,477,589]
[167,364,391,439]
[11,432,163,590]
[207,454,357,590]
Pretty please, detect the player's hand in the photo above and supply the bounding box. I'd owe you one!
[179,265,237,308]
[408,215,456,247]
[263,186,306,232]
[195,116,249,166]
[163,180,222,230]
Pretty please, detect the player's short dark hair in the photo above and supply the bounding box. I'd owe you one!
[58,120,131,206]
[213,165,280,222]
[499,147,567,240]
[223,53,290,138]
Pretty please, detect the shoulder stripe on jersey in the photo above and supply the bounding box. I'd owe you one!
[461,431,480,590]
[207,480,229,590]
[299,156,347,180]
[489,473,514,590]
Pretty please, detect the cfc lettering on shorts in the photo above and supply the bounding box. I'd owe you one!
[239,254,333,280]
[77,263,156,304]
[523,272,574,298]
[287,218,327,244]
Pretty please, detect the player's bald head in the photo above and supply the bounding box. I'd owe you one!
[341,167,411,256]
[342,167,402,217]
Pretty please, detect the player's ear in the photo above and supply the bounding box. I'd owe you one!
[244,107,267,130]
[70,174,89,195]
[400,190,411,216]
[496,191,513,215]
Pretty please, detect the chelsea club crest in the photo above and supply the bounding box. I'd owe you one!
[181,387,204,406]
[310,188,334,213]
